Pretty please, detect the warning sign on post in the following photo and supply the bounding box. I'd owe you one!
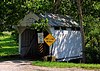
[44,34,56,46]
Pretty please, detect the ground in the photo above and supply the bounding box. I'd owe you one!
[0,60,99,71]
[0,32,18,56]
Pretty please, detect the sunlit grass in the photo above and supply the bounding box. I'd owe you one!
[32,61,100,69]
[0,31,18,56]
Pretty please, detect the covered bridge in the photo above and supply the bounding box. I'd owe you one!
[17,12,82,61]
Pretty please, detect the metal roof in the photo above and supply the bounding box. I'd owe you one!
[40,13,79,27]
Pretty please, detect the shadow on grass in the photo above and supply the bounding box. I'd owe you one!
[0,35,18,47]
[0,47,19,61]
[0,54,20,61]
[0,41,17,47]
[0,48,18,56]
[0,37,13,41]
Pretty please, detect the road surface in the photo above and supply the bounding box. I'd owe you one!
[0,60,98,71]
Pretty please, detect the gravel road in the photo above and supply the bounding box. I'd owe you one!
[0,60,99,71]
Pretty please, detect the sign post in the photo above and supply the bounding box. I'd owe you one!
[44,34,56,56]
[44,34,56,61]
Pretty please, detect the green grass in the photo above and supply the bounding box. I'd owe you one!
[0,32,18,56]
[32,61,100,69]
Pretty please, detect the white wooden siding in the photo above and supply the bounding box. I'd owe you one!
[50,28,82,61]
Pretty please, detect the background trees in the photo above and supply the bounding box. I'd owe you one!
[82,0,100,63]
[0,1,28,31]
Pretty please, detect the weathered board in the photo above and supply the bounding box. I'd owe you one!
[50,28,82,61]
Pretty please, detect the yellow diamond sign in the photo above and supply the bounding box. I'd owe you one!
[44,34,56,46]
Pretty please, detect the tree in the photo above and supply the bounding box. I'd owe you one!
[82,0,100,63]
[53,0,61,13]
[0,1,28,31]
[76,0,85,63]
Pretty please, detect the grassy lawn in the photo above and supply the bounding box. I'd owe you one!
[0,32,18,56]
[32,61,100,69]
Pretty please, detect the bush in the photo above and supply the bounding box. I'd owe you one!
[85,46,100,63]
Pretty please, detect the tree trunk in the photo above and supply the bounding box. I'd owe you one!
[53,0,61,13]
[76,0,85,63]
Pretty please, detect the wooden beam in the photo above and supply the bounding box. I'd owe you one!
[17,26,26,34]
[17,26,26,55]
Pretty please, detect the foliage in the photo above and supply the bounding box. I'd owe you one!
[31,18,49,32]
[32,61,100,69]
[82,0,100,63]
[0,1,27,32]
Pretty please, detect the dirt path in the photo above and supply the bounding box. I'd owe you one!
[0,60,99,71]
